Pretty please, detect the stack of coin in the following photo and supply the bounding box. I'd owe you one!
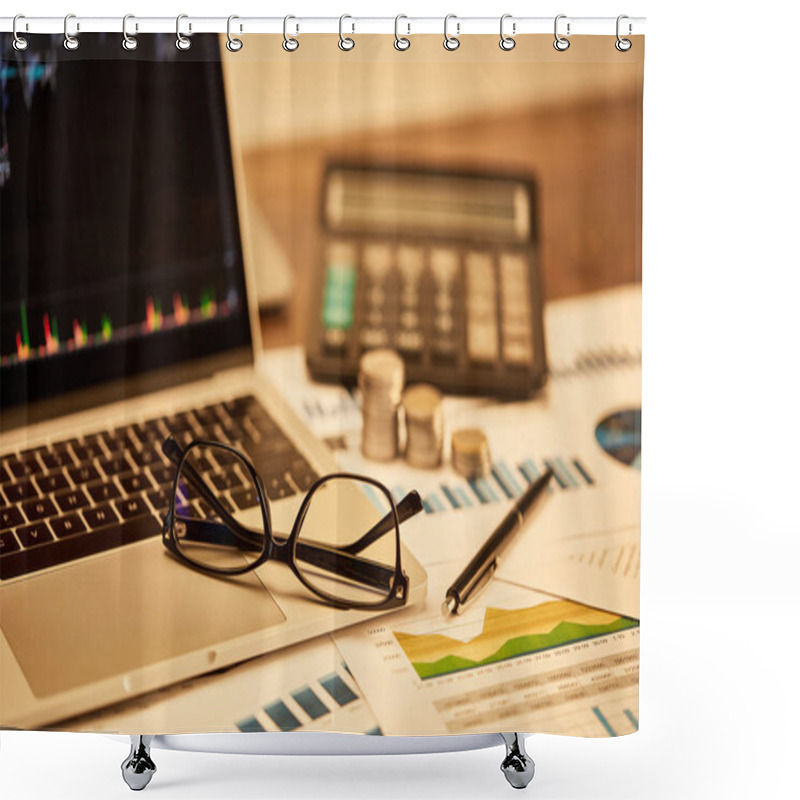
[403,384,444,469]
[451,428,492,479]
[359,348,405,461]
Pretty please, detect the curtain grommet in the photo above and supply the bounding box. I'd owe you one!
[63,13,80,51]
[615,15,632,51]
[499,14,516,51]
[553,14,570,51]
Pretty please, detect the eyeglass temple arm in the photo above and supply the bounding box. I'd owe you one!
[337,491,423,556]
[177,515,395,590]
[162,436,258,547]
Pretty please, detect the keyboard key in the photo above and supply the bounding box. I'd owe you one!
[210,471,243,491]
[287,459,318,491]
[35,473,70,494]
[146,488,171,513]
[1,531,21,555]
[1,463,14,484]
[99,454,134,478]
[71,442,105,461]
[54,487,91,513]
[130,447,161,468]
[83,504,119,529]
[0,516,161,580]
[88,482,121,503]
[16,521,54,548]
[114,496,148,520]
[264,474,294,500]
[231,487,260,510]
[41,450,75,471]
[3,479,39,502]
[21,497,57,521]
[120,473,153,495]
[50,513,87,539]
[148,465,175,486]
[1,507,25,531]
[68,464,102,485]
[6,456,43,479]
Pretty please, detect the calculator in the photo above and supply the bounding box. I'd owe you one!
[305,164,548,399]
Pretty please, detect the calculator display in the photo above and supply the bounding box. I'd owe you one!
[306,165,547,399]
[324,169,532,242]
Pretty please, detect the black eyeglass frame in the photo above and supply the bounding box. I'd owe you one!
[161,436,419,611]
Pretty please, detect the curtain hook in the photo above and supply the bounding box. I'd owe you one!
[12,15,29,51]
[443,14,460,51]
[394,14,410,51]
[339,14,355,51]
[615,14,632,51]
[553,14,570,51]
[63,13,80,51]
[283,15,299,51]
[226,15,243,51]
[176,13,192,51]
[499,14,516,51]
[122,14,138,51]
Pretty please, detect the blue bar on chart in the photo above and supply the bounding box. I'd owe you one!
[392,456,595,516]
[591,706,618,737]
[236,665,361,733]
[263,699,302,732]
[320,672,359,706]
[291,685,330,720]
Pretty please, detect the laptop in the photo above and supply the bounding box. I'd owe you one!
[0,34,426,729]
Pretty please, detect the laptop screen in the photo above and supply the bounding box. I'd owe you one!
[0,35,252,414]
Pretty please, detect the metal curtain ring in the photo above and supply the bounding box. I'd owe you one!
[12,15,29,51]
[443,14,460,51]
[226,15,243,51]
[122,14,138,51]
[553,14,570,51]
[176,13,192,51]
[394,14,410,51]
[616,14,632,51]
[339,14,355,51]
[283,15,299,51]
[63,13,80,51]
[499,14,516,51]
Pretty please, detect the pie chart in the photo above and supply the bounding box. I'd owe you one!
[595,408,641,469]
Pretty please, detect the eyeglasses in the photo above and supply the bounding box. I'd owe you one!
[160,436,423,610]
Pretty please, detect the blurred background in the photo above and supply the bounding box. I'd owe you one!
[221,34,643,348]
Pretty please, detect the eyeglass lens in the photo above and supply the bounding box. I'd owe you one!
[173,443,266,572]
[294,476,399,606]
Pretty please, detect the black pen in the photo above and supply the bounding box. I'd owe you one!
[444,468,554,615]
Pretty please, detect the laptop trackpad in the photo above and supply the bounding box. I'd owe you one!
[2,542,285,698]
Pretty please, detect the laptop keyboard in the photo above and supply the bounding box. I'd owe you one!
[0,395,319,581]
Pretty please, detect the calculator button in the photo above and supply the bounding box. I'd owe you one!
[397,246,424,279]
[430,248,459,285]
[396,330,424,356]
[399,310,420,329]
[434,292,454,313]
[362,244,392,278]
[400,288,420,308]
[365,309,385,327]
[503,338,533,366]
[359,328,389,349]
[366,286,386,306]
[433,338,459,362]
[435,314,455,335]
[324,328,348,350]
[467,323,500,364]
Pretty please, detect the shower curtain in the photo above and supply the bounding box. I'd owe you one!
[0,27,643,738]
